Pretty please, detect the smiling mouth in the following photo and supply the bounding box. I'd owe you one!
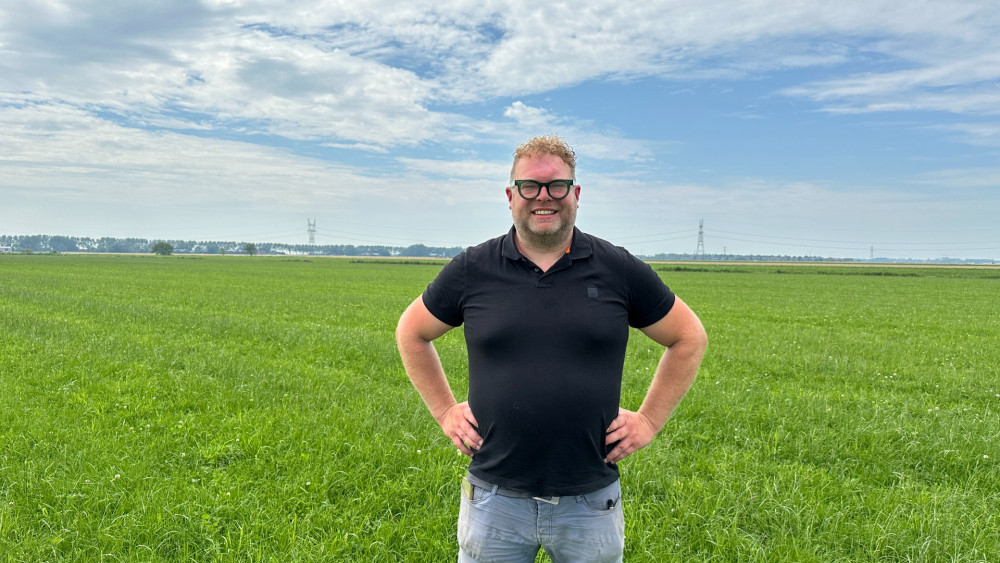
[533,210,556,215]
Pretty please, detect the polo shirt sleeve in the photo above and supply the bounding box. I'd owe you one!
[421,251,466,327]
[625,253,676,328]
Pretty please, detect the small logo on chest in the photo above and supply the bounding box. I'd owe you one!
[587,287,599,299]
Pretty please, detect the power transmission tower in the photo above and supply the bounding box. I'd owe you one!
[307,219,316,245]
[695,219,705,257]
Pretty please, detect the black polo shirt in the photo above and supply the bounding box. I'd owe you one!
[422,226,675,496]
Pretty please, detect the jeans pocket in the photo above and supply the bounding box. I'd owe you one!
[579,480,621,514]
[463,481,496,505]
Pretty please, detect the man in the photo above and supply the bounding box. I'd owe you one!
[396,135,707,562]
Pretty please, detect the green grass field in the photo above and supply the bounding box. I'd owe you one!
[1,255,997,562]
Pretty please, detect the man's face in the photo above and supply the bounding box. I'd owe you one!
[506,154,580,249]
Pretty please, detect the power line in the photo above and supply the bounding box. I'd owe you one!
[711,233,1000,253]
[313,227,466,246]
[712,229,1000,247]
[605,228,698,242]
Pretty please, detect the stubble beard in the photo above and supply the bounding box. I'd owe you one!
[514,215,574,252]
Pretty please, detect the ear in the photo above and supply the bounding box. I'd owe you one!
[506,187,514,208]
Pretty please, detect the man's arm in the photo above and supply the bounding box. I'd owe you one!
[604,296,707,463]
[396,296,483,456]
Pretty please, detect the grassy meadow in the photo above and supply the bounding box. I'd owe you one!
[0,254,997,562]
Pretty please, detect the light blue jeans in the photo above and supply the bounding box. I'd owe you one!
[457,478,625,563]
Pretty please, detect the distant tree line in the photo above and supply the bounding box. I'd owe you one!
[2,234,994,264]
[641,252,996,264]
[0,234,464,258]
[644,252,858,263]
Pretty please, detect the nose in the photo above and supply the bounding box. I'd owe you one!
[536,185,555,200]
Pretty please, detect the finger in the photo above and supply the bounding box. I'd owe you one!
[605,424,629,445]
[605,444,630,464]
[461,433,481,451]
[452,435,475,457]
[464,410,479,428]
[462,418,482,437]
[605,438,622,462]
[606,415,624,433]
[461,410,483,446]
[459,421,483,447]
[608,409,633,432]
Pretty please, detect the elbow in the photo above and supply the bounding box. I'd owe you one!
[395,313,433,353]
[695,322,708,352]
[395,309,414,350]
[395,318,415,351]
[680,320,708,361]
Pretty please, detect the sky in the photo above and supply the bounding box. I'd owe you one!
[2,0,999,260]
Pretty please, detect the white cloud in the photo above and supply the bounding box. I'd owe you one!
[398,157,510,180]
[181,31,446,145]
[932,121,1000,147]
[0,101,391,208]
[503,101,554,129]
[783,51,1000,114]
[446,0,998,97]
[4,0,999,149]
[502,102,657,164]
[914,167,1000,189]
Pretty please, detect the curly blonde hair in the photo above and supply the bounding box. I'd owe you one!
[510,135,576,183]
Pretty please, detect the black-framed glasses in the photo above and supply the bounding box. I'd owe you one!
[512,179,575,200]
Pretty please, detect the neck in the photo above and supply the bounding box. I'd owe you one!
[514,229,572,271]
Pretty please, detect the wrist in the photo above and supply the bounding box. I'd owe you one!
[432,402,458,425]
[636,409,664,433]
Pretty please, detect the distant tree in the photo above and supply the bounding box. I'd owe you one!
[401,244,430,257]
[20,235,44,252]
[49,236,79,253]
[108,241,131,253]
[243,243,257,256]
[152,241,174,256]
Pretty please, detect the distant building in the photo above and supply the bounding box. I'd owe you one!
[0,246,13,253]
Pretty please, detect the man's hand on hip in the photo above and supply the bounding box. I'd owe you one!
[604,408,657,464]
[438,402,482,457]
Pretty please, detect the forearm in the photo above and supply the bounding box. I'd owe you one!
[637,338,705,431]
[397,333,482,455]
[397,335,458,424]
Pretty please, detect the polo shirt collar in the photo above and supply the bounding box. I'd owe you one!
[502,226,593,261]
